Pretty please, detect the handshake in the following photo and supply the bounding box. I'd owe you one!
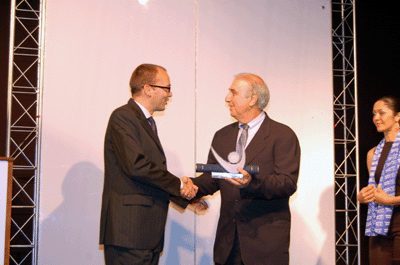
[179,176,208,214]
[179,168,253,200]
[180,176,198,200]
[178,167,252,214]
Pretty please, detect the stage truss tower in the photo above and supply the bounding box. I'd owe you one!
[5,0,358,264]
[6,0,45,264]
[332,0,359,265]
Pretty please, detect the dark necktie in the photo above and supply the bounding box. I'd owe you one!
[147,116,158,136]
[236,124,249,161]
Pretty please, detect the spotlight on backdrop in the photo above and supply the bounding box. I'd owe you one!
[138,0,148,5]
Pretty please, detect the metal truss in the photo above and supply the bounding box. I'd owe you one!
[6,0,45,264]
[332,0,359,264]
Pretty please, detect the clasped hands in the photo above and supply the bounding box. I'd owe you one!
[179,167,251,214]
[180,166,252,200]
[180,176,198,200]
[180,177,208,214]
[181,167,251,200]
[357,184,394,205]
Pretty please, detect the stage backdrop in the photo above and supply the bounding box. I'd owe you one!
[39,0,334,264]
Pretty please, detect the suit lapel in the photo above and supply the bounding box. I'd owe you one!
[218,123,239,159]
[245,114,271,165]
[128,99,165,156]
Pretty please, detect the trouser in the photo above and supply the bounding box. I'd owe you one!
[216,229,244,265]
[104,244,161,265]
[369,225,400,265]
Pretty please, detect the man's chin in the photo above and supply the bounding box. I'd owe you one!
[154,106,166,112]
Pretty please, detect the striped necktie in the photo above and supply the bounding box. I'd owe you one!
[236,124,249,161]
[147,116,158,136]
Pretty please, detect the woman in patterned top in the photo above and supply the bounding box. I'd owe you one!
[358,95,400,265]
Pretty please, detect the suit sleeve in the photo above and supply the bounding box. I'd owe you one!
[240,127,300,200]
[108,109,182,198]
[191,138,221,199]
[192,172,220,199]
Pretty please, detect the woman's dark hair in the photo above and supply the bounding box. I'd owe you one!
[378,96,400,114]
[378,96,400,125]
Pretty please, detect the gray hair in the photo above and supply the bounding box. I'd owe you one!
[234,73,270,110]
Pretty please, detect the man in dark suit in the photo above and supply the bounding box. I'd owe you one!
[99,64,200,264]
[191,73,301,265]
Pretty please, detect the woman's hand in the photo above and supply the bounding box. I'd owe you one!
[357,184,376,204]
[374,184,395,205]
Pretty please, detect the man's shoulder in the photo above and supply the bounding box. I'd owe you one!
[110,100,139,118]
[106,104,143,131]
[268,117,296,135]
[258,115,299,142]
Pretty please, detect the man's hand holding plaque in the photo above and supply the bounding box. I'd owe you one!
[196,145,258,187]
[225,167,252,188]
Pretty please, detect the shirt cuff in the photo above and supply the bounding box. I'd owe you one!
[180,179,183,190]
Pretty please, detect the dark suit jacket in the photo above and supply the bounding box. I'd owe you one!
[193,113,300,265]
[99,99,188,250]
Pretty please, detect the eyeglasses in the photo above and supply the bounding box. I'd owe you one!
[149,84,171,93]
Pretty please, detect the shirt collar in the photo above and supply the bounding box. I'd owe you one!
[134,100,152,119]
[239,111,266,129]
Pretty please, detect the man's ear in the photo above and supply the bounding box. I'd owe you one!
[143,84,153,98]
[249,93,258,107]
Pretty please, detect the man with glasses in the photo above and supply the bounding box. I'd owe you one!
[99,64,202,264]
